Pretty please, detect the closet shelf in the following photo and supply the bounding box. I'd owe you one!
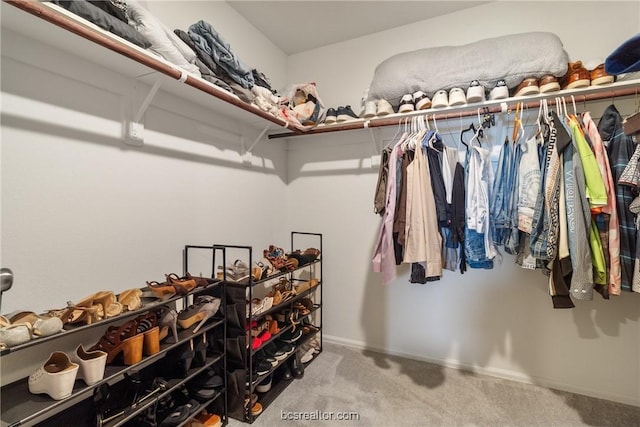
[268,79,640,139]
[2,0,303,134]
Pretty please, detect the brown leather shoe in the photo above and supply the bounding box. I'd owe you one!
[562,61,590,89]
[539,75,561,93]
[590,63,614,86]
[513,77,539,97]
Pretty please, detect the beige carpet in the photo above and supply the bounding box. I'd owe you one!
[229,342,640,427]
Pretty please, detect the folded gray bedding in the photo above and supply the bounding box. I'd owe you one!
[367,32,569,107]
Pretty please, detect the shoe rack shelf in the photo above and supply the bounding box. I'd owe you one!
[109,354,225,427]
[0,280,227,427]
[216,231,323,424]
[0,286,219,357]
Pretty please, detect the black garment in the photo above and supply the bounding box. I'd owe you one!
[50,0,151,48]
[427,147,448,226]
[373,147,391,216]
[450,163,466,274]
[599,104,637,292]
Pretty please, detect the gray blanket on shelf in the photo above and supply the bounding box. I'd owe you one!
[367,32,569,107]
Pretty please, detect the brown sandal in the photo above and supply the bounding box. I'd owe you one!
[90,319,144,365]
[165,273,197,295]
[146,280,176,300]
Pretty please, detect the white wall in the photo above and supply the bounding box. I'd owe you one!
[287,1,640,110]
[0,24,290,383]
[285,1,640,407]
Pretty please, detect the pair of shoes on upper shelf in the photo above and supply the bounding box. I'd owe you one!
[28,345,108,400]
[47,291,125,327]
[0,311,64,349]
[147,273,202,299]
[397,90,433,113]
[177,295,221,334]
[561,60,615,89]
[361,99,395,118]
[323,105,359,124]
[513,75,562,97]
[89,311,167,366]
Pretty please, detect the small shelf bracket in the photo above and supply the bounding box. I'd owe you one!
[123,76,163,146]
[240,124,270,167]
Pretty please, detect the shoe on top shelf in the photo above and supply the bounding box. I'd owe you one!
[489,80,509,100]
[362,100,377,119]
[376,99,394,116]
[539,75,561,93]
[513,77,540,97]
[336,105,359,122]
[466,80,485,103]
[323,107,337,124]
[448,87,466,106]
[398,94,415,113]
[431,90,449,108]
[590,63,615,86]
[413,91,432,110]
[561,61,590,90]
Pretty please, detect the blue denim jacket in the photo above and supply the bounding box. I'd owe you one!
[189,20,255,89]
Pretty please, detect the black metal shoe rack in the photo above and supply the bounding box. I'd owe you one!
[0,248,228,427]
[213,231,323,423]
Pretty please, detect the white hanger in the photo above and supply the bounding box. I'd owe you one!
[432,114,439,134]
[571,95,578,116]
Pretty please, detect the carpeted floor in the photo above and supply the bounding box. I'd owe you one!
[229,342,640,427]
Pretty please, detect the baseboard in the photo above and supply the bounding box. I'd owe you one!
[323,334,640,407]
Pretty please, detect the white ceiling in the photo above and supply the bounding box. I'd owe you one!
[227,1,491,55]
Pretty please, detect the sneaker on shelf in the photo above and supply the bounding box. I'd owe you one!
[539,75,561,93]
[398,94,415,113]
[448,87,466,106]
[336,105,359,122]
[431,90,449,108]
[466,80,485,103]
[362,100,377,119]
[376,99,394,116]
[324,107,337,124]
[561,61,590,90]
[256,374,272,393]
[413,90,432,110]
[590,63,615,86]
[489,80,509,100]
[513,77,540,97]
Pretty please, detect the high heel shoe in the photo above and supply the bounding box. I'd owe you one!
[177,296,221,333]
[136,312,160,356]
[90,319,144,365]
[157,307,179,344]
[146,281,177,300]
[50,302,100,326]
[165,273,197,296]
[69,344,107,385]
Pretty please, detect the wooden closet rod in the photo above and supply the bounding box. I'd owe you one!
[268,85,640,139]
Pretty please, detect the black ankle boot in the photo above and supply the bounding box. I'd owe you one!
[289,351,304,379]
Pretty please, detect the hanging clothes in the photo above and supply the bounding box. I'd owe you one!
[599,104,637,292]
[465,141,497,268]
[403,132,443,277]
[372,134,406,284]
[583,112,621,296]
